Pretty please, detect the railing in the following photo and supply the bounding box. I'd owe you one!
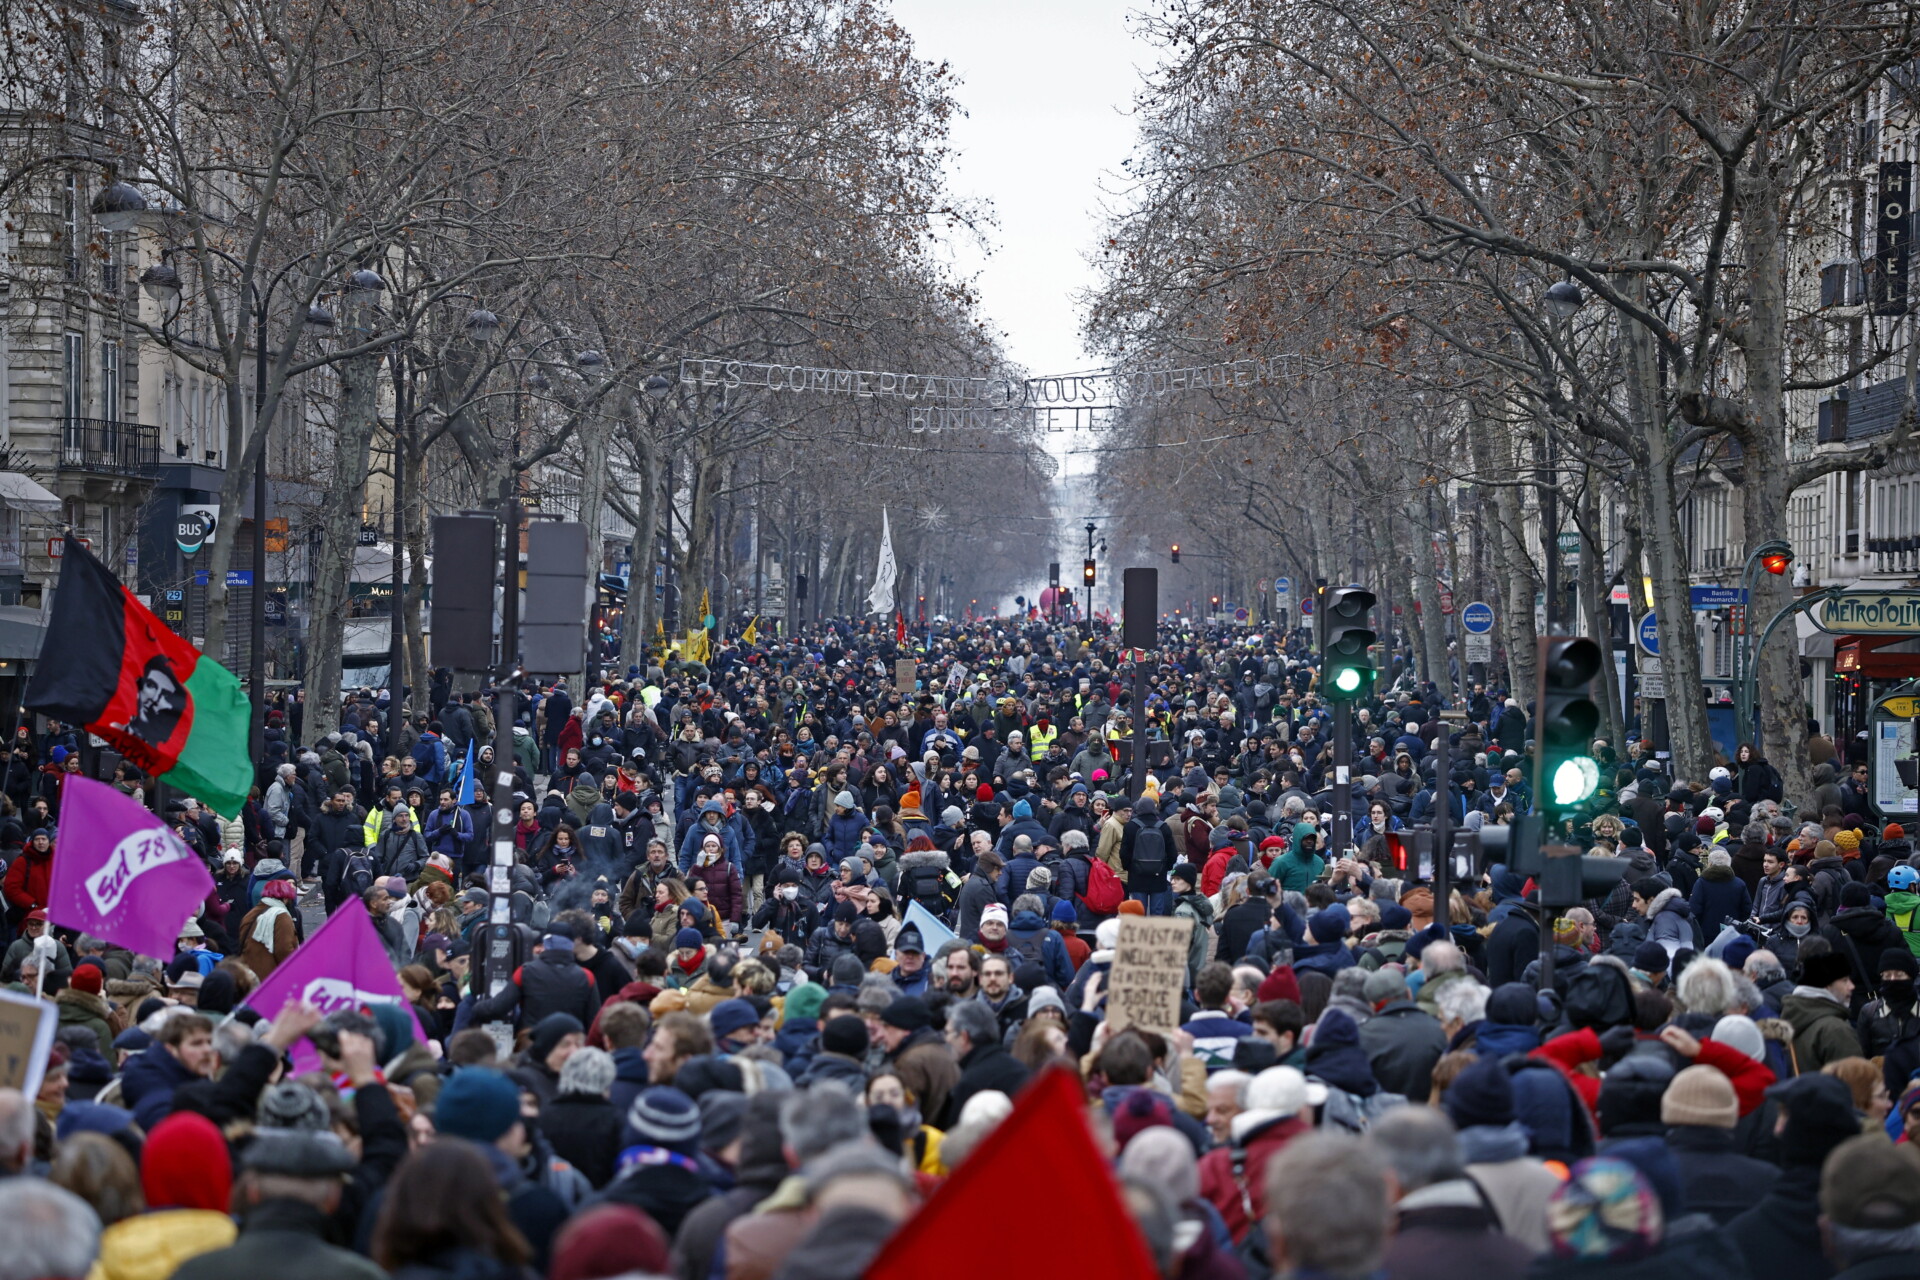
[59,419,160,475]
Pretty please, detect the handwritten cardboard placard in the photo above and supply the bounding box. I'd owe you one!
[1105,914,1193,1035]
[0,989,58,1101]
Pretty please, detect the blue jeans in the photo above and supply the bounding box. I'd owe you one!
[1132,890,1171,916]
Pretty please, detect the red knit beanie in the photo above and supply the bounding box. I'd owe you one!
[1257,963,1303,1005]
[550,1204,669,1280]
[142,1111,232,1212]
[69,963,104,995]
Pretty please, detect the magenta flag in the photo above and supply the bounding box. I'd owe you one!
[49,774,215,960]
[242,898,426,1071]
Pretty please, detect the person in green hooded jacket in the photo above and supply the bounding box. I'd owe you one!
[1273,822,1326,893]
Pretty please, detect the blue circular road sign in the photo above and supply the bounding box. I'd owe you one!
[1461,601,1494,634]
[1638,612,1660,655]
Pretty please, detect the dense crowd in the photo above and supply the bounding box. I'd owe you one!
[1,614,1919,1280]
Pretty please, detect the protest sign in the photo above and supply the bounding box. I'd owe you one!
[0,988,59,1101]
[48,774,215,959]
[242,898,424,1071]
[902,899,957,953]
[1105,914,1193,1035]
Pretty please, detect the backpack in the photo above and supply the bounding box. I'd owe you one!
[344,850,377,898]
[904,861,947,910]
[1811,867,1846,924]
[1008,929,1048,968]
[1080,857,1125,914]
[1131,823,1169,879]
[1315,1083,1406,1134]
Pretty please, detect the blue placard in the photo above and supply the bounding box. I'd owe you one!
[1276,576,1292,594]
[226,570,253,587]
[1689,585,1747,610]
[193,570,207,586]
[1461,601,1495,634]
[1638,611,1660,655]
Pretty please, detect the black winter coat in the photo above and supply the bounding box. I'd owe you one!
[1724,1164,1834,1280]
[942,1039,1031,1128]
[538,1092,621,1189]
[1666,1124,1779,1225]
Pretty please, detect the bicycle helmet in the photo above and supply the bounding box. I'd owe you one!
[1888,864,1919,892]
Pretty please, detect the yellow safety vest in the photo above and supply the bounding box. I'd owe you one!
[1029,725,1058,759]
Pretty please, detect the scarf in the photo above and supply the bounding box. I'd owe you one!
[676,948,706,975]
[251,897,289,949]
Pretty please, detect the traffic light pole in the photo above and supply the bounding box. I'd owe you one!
[1332,699,1353,856]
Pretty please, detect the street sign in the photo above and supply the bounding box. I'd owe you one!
[1276,576,1292,595]
[1299,597,1314,616]
[1257,579,1270,594]
[1690,586,1748,610]
[1464,632,1492,663]
[1610,584,1631,604]
[225,570,252,587]
[177,503,219,555]
[47,536,92,559]
[1557,531,1580,553]
[1639,673,1666,699]
[1815,590,1920,635]
[1233,607,1250,623]
[1461,601,1494,634]
[1638,611,1660,655]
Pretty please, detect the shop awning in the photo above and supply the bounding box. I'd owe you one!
[0,471,60,514]
[0,604,48,660]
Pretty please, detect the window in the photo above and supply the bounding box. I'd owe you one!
[100,340,119,420]
[63,331,84,440]
[1844,471,1861,555]
[1690,487,1730,572]
[61,173,81,281]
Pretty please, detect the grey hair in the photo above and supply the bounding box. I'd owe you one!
[558,1046,616,1098]
[1744,949,1788,983]
[1332,968,1370,1000]
[1729,975,1763,1015]
[1419,940,1466,974]
[213,1017,255,1064]
[1676,957,1739,1018]
[777,1082,869,1162]
[1119,1126,1200,1204]
[1012,893,1045,915]
[0,1089,33,1171]
[1210,1068,1254,1109]
[1263,1132,1392,1277]
[1433,979,1490,1029]
[1365,1107,1464,1193]
[945,999,999,1049]
[856,974,897,1014]
[0,1179,102,1280]
[1742,822,1769,843]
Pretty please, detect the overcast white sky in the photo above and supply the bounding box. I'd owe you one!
[889,0,1151,384]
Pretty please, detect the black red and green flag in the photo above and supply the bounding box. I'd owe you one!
[25,534,251,815]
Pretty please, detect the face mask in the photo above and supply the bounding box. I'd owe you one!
[780,885,799,901]
[1786,919,1810,937]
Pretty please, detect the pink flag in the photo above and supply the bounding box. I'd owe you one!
[242,898,425,1071]
[49,774,215,960]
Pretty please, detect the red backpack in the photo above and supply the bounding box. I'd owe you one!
[1080,857,1125,915]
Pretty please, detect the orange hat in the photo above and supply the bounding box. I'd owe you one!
[1886,823,1906,840]
[1118,900,1147,916]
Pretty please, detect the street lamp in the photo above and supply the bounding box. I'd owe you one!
[1735,539,1796,745]
[139,259,183,310]
[90,180,147,234]
[465,308,500,337]
[1544,280,1586,319]
[346,268,386,300]
[575,349,605,369]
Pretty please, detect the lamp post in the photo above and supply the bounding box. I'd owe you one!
[1734,539,1795,747]
[142,247,355,759]
[1539,281,1587,635]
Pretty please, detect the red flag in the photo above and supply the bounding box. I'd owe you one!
[866,1068,1159,1280]
[895,610,907,645]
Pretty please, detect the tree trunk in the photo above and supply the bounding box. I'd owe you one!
[1579,477,1627,755]
[403,439,430,718]
[1416,489,1450,693]
[622,441,661,669]
[1621,314,1715,777]
[1736,156,1814,798]
[676,452,724,622]
[303,349,382,743]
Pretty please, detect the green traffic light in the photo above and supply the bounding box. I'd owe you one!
[1333,667,1362,693]
[1551,756,1600,807]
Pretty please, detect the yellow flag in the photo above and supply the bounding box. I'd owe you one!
[699,589,711,623]
[684,628,709,663]
[742,616,758,646]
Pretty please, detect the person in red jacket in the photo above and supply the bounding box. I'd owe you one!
[3,828,54,918]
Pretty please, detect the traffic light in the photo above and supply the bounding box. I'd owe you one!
[1322,586,1376,699]
[1539,636,1603,809]
[1083,558,1096,587]
[1756,539,1794,576]
[1170,543,1180,563]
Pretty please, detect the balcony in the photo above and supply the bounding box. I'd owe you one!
[59,419,159,476]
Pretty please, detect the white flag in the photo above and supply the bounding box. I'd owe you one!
[867,507,897,615]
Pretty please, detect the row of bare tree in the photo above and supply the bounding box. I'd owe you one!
[1085,0,1920,786]
[4,0,1054,738]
